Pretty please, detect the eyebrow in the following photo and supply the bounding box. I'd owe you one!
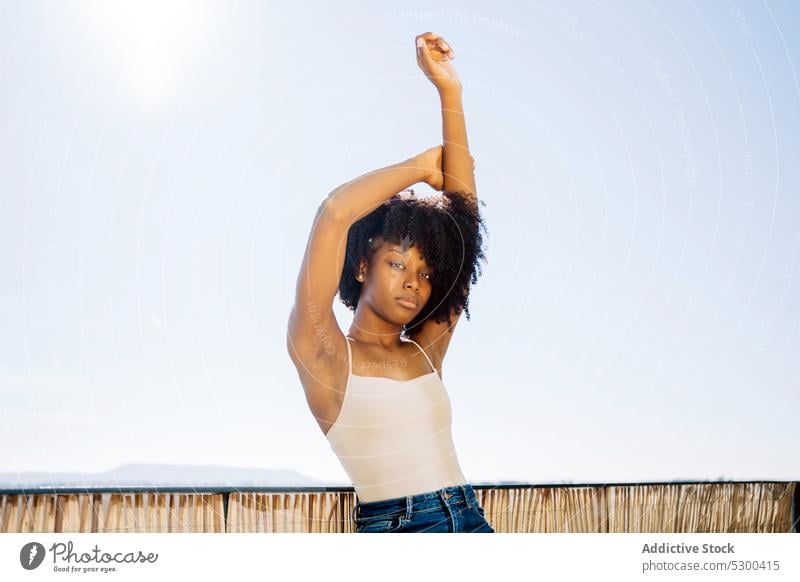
[387,249,425,259]
[387,249,431,268]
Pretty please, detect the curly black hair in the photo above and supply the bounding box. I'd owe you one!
[338,190,488,339]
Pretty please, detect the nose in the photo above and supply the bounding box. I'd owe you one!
[404,277,420,292]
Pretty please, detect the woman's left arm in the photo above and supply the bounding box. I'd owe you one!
[416,33,477,203]
[440,91,476,200]
[413,33,479,365]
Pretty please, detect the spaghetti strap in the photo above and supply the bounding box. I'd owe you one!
[345,336,354,379]
[403,338,437,375]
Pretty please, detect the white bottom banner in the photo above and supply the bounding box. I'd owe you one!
[1,533,797,581]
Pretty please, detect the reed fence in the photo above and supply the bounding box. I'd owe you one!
[1,481,796,533]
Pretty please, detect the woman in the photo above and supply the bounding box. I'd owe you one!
[287,32,491,533]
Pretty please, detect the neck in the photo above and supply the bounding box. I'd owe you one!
[348,307,405,350]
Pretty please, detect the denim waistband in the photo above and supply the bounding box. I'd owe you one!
[352,483,477,522]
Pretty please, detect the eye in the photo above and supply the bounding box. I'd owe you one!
[391,260,431,281]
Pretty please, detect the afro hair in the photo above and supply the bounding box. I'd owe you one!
[338,190,488,339]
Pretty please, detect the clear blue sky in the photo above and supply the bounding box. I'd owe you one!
[1,0,798,485]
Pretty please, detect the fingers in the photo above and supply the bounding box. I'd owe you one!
[416,36,435,70]
[423,33,453,58]
[415,45,428,74]
[415,32,454,60]
[429,45,449,62]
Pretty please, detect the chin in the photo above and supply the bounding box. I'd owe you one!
[394,309,419,326]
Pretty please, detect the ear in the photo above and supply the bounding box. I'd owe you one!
[356,257,369,282]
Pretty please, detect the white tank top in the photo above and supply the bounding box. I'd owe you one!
[325,336,467,502]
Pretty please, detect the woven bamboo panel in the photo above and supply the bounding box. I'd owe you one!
[476,486,607,532]
[607,482,795,533]
[2,482,795,533]
[226,491,357,533]
[0,493,224,532]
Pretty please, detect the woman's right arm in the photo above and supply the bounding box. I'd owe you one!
[286,151,439,367]
[328,148,441,224]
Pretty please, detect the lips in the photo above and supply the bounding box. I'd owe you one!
[396,295,419,308]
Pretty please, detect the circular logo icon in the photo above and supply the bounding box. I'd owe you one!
[20,542,46,570]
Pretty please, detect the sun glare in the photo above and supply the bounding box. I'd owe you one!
[76,0,217,113]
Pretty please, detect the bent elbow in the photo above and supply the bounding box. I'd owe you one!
[317,195,351,224]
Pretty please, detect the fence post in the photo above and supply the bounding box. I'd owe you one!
[222,492,229,533]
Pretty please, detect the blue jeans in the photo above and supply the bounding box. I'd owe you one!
[352,484,495,533]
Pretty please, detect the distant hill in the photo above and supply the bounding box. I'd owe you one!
[0,463,350,490]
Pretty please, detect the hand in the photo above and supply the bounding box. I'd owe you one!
[413,145,444,191]
[415,32,462,95]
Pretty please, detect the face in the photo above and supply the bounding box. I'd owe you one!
[356,239,434,323]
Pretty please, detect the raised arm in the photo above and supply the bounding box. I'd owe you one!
[287,149,442,368]
[416,32,477,204]
[327,147,442,225]
[413,32,480,366]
